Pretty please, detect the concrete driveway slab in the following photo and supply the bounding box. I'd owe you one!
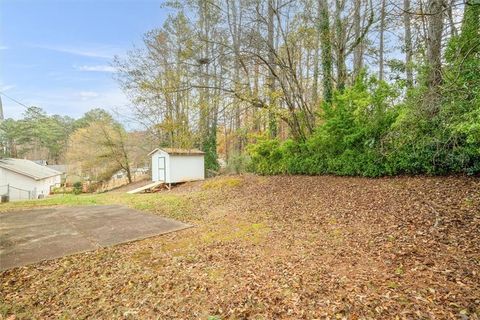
[0,205,190,271]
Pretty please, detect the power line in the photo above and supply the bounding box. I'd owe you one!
[0,95,3,120]
[0,91,49,120]
[0,91,30,109]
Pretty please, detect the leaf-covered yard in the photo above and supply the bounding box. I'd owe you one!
[1,175,479,319]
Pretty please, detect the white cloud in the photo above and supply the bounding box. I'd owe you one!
[74,64,116,73]
[31,44,122,59]
[78,91,100,100]
[1,88,131,120]
[54,88,130,114]
[0,84,15,92]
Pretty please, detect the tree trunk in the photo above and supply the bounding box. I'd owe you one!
[319,0,333,103]
[446,0,457,38]
[379,0,386,81]
[267,0,278,138]
[425,0,445,114]
[404,0,413,87]
[335,0,347,91]
[353,0,363,79]
[312,34,320,104]
[228,0,243,152]
[125,163,132,183]
[312,1,321,104]
[198,25,209,148]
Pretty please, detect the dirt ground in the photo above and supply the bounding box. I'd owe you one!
[1,174,479,319]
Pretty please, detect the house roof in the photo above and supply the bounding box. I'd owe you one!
[148,148,205,156]
[46,164,67,174]
[0,158,63,180]
[32,159,48,166]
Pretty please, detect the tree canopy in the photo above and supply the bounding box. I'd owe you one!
[114,0,479,176]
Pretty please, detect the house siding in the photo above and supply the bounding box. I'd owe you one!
[0,168,61,201]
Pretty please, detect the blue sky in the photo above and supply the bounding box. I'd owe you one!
[0,0,171,120]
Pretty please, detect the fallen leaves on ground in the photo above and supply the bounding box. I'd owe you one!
[1,174,479,319]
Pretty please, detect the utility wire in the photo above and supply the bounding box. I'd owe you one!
[0,91,30,109]
[0,91,48,119]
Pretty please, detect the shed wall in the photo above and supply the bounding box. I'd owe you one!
[150,150,204,183]
[169,155,204,183]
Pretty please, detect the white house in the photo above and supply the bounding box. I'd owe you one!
[0,158,62,201]
[148,148,205,184]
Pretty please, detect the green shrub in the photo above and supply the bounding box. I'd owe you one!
[226,153,251,174]
[247,73,401,177]
[247,61,480,177]
[247,137,285,175]
[202,132,219,173]
[72,182,83,195]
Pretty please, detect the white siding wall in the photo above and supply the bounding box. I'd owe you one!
[0,168,61,201]
[151,150,204,183]
[37,175,61,197]
[169,155,204,183]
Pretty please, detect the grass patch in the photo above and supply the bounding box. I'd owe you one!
[202,222,271,245]
[201,177,243,190]
[117,194,194,221]
[0,194,102,212]
[0,301,34,319]
[0,192,195,221]
[159,221,271,257]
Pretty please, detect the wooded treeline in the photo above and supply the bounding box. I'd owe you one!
[0,108,151,183]
[115,0,479,175]
[1,0,477,179]
[0,107,75,162]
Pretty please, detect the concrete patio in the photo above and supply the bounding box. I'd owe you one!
[0,205,190,271]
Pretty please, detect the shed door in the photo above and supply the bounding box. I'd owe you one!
[158,156,166,182]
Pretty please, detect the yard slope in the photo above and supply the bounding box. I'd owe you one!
[1,175,479,319]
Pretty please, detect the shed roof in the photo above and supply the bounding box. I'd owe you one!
[0,158,62,180]
[148,148,205,156]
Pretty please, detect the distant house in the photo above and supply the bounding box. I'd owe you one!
[0,158,62,201]
[46,164,68,184]
[32,159,49,166]
[148,148,205,184]
[46,164,67,174]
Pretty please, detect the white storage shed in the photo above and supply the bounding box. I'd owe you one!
[0,158,62,201]
[148,148,205,184]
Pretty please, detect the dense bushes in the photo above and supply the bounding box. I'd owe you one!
[248,74,400,177]
[248,69,480,177]
[252,5,479,177]
[248,5,479,177]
